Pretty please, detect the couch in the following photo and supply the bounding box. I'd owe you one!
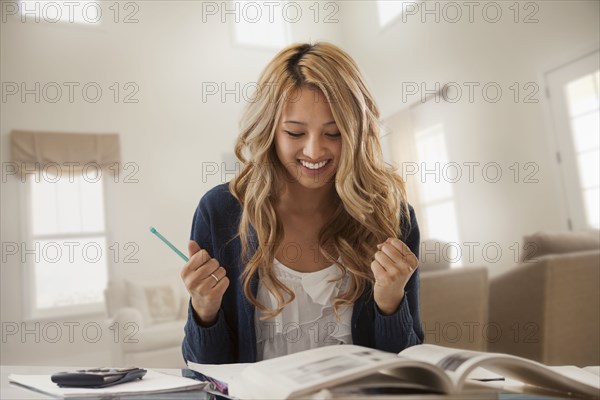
[420,266,489,351]
[418,239,490,351]
[103,231,598,367]
[488,230,600,367]
[103,249,491,366]
[104,276,189,368]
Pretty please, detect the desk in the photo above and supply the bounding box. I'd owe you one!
[1,366,211,399]
[0,365,580,399]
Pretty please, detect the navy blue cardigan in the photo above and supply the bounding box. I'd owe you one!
[182,183,424,364]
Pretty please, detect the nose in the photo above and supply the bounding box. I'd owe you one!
[303,134,327,161]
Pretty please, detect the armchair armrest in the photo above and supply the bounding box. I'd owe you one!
[109,307,145,330]
[489,249,599,366]
[420,266,489,351]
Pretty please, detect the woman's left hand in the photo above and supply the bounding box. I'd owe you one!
[371,237,418,315]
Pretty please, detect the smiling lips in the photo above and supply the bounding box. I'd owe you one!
[299,159,330,170]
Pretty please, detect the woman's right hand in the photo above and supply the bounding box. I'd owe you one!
[180,241,229,326]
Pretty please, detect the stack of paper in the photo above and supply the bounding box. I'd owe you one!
[8,369,207,398]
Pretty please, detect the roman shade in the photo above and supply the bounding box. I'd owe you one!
[10,130,121,174]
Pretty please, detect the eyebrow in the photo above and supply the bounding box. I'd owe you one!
[283,120,337,126]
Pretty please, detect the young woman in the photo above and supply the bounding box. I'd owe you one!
[181,42,423,364]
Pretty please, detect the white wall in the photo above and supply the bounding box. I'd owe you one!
[1,0,598,364]
[338,0,599,271]
[0,1,344,365]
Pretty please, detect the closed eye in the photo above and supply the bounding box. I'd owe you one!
[284,130,303,138]
[284,130,341,138]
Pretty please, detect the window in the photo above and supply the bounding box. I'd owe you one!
[546,50,599,230]
[231,0,291,49]
[24,172,108,318]
[565,71,599,228]
[18,1,101,25]
[414,124,461,266]
[377,0,411,28]
[11,130,119,319]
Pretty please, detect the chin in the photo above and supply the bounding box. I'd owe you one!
[297,174,337,189]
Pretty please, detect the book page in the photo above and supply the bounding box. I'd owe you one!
[186,362,249,396]
[229,345,452,399]
[322,372,444,396]
[548,366,600,388]
[400,344,600,398]
[466,367,505,382]
[187,362,248,385]
[399,344,484,386]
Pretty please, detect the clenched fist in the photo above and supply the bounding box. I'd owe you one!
[371,237,418,315]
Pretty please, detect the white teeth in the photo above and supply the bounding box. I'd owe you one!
[300,160,329,170]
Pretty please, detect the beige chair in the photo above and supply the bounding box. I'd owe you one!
[418,239,490,351]
[420,266,489,351]
[104,278,188,368]
[488,230,600,367]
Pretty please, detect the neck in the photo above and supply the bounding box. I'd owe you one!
[277,181,337,216]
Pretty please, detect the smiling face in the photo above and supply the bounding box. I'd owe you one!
[274,86,342,192]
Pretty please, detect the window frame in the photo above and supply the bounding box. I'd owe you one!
[20,173,109,321]
[17,0,104,26]
[229,0,292,50]
[413,124,462,266]
[377,0,425,31]
[544,48,600,230]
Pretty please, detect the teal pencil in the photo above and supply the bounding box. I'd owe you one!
[149,227,189,262]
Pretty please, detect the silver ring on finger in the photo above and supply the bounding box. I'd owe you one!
[210,273,219,283]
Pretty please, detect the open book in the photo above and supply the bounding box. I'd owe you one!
[188,344,600,399]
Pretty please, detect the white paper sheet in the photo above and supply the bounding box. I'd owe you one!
[8,369,206,398]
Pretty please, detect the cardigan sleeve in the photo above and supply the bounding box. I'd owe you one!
[373,204,425,353]
[181,190,236,364]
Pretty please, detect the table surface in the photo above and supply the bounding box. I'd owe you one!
[1,365,212,399]
[0,365,581,399]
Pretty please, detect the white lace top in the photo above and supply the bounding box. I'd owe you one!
[254,257,353,361]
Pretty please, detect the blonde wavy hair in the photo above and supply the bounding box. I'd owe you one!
[229,41,410,319]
